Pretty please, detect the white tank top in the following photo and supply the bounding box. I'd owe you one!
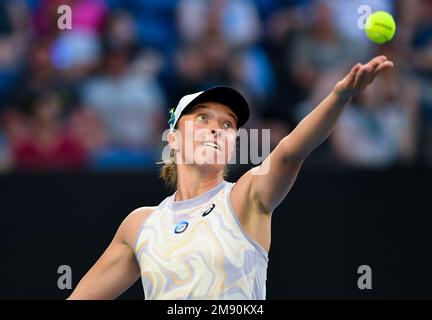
[134,180,269,300]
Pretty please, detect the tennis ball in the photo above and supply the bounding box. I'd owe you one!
[365,11,396,44]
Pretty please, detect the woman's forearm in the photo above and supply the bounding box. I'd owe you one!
[282,90,350,160]
[280,56,394,161]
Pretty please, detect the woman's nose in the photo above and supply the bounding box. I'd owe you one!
[210,127,222,137]
[209,121,221,135]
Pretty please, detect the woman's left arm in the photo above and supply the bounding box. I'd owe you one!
[246,55,394,213]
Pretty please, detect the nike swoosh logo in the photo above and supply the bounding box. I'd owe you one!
[202,204,215,217]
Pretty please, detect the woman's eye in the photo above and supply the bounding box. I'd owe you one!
[198,115,207,121]
[224,122,232,129]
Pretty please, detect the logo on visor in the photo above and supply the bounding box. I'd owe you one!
[168,107,175,126]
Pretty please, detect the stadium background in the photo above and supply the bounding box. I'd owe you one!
[0,0,431,299]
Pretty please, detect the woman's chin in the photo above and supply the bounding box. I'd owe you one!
[193,148,227,166]
[193,155,228,167]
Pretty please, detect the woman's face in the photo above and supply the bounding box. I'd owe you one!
[171,102,238,170]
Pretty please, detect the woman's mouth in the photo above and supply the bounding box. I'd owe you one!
[203,141,220,150]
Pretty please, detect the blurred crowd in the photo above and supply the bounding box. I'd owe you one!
[0,0,430,171]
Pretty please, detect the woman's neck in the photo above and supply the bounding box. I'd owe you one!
[175,165,224,201]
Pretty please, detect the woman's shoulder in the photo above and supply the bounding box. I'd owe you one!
[120,206,157,248]
[125,206,157,228]
[128,206,157,218]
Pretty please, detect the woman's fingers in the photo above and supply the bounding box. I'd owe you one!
[374,60,394,75]
[367,55,387,69]
[370,58,385,75]
[358,56,387,85]
[353,65,368,88]
[339,56,394,97]
[367,56,391,80]
[353,58,394,88]
[370,61,394,82]
[346,63,362,85]
[371,55,388,64]
[352,63,362,74]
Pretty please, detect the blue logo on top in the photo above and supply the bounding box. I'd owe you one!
[174,221,189,234]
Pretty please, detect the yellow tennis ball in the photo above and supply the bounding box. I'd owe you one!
[365,11,396,44]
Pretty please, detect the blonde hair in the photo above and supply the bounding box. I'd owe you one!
[158,149,177,190]
[158,149,229,190]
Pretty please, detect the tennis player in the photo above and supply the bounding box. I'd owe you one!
[68,55,393,299]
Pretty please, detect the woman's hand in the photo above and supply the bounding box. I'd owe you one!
[334,55,394,102]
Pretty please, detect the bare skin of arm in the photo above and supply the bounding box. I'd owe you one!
[67,207,154,300]
[231,56,394,253]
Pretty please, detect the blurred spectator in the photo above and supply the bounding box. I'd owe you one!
[0,128,12,171]
[261,0,313,127]
[0,1,33,105]
[104,10,138,51]
[80,46,166,169]
[406,0,432,165]
[175,0,275,117]
[330,67,420,168]
[3,93,87,170]
[288,1,355,94]
[51,30,101,76]
[170,43,209,102]
[228,47,276,113]
[6,38,78,117]
[177,0,261,48]
[108,0,179,55]
[49,0,107,82]
[68,106,108,153]
[264,1,354,130]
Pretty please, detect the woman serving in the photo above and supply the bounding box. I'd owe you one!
[68,55,393,300]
